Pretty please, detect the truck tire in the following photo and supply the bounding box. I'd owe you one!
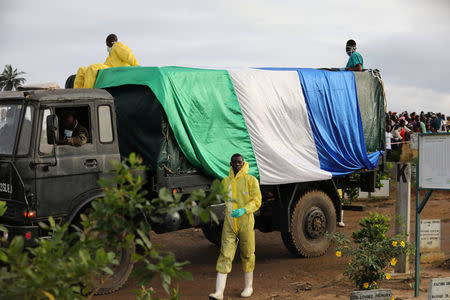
[95,244,135,295]
[281,190,336,258]
[201,222,223,246]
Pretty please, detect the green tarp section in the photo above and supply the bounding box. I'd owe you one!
[95,66,259,179]
[354,72,386,152]
[105,85,196,175]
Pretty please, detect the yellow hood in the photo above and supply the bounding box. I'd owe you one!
[228,161,249,179]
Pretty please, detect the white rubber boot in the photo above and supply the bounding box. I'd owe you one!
[338,210,345,227]
[209,272,227,300]
[240,272,253,298]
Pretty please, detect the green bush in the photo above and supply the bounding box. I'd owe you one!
[351,212,390,243]
[0,154,227,299]
[329,212,414,290]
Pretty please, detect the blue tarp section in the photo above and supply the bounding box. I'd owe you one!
[261,68,382,176]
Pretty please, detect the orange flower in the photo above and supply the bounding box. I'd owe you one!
[336,251,342,257]
[363,282,369,289]
[392,241,398,247]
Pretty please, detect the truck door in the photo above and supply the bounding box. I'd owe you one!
[35,104,105,219]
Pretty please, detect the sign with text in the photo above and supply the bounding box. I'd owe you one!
[350,289,392,300]
[428,277,450,300]
[421,219,441,251]
[418,134,450,190]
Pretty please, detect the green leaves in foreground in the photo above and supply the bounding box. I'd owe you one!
[0,217,117,299]
[0,154,227,299]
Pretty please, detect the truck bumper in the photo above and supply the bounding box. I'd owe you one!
[3,224,40,247]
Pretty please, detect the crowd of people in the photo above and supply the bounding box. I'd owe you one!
[385,111,450,157]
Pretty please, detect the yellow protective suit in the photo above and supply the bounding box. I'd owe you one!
[74,42,139,88]
[216,162,262,274]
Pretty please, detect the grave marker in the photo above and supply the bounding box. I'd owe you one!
[420,219,441,250]
[428,277,450,300]
[349,289,392,300]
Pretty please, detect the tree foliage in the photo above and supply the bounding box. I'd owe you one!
[0,153,227,299]
[0,65,26,91]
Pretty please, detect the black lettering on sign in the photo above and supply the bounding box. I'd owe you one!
[397,164,407,183]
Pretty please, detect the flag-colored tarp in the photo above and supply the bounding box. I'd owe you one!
[95,66,382,184]
[96,66,259,179]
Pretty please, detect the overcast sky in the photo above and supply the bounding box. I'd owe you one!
[1,0,449,115]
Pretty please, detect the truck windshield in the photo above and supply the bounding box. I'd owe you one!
[0,104,23,155]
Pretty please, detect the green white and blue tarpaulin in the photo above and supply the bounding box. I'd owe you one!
[95,66,382,184]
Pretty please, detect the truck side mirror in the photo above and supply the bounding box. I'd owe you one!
[46,114,58,145]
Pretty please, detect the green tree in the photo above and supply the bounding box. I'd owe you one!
[0,64,26,91]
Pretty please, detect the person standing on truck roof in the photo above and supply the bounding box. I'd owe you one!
[345,39,364,71]
[209,154,262,300]
[74,33,139,89]
[58,111,89,147]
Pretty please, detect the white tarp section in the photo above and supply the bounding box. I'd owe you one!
[228,69,332,184]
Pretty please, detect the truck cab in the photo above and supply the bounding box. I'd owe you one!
[0,89,119,244]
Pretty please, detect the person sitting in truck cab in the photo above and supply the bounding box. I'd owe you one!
[58,111,89,147]
[73,34,139,89]
[345,39,364,71]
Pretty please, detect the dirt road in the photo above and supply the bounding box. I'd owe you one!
[97,188,450,300]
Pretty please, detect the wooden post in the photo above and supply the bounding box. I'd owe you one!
[395,163,411,273]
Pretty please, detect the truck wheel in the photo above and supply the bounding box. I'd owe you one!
[281,190,336,258]
[201,222,223,246]
[95,243,135,295]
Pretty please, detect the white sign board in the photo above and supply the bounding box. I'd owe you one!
[418,134,450,190]
[428,277,450,300]
[420,219,441,250]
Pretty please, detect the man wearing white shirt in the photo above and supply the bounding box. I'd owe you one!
[385,125,393,160]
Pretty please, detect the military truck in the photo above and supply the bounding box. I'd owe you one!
[0,67,385,293]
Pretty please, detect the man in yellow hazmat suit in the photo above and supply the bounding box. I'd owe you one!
[209,154,262,300]
[74,34,139,88]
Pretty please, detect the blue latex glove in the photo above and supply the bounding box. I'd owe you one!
[231,208,246,218]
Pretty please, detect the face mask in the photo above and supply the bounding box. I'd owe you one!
[64,129,73,137]
[347,46,356,56]
[107,46,112,53]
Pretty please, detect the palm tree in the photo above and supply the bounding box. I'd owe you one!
[0,65,26,91]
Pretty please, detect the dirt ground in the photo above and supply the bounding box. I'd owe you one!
[96,185,450,300]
